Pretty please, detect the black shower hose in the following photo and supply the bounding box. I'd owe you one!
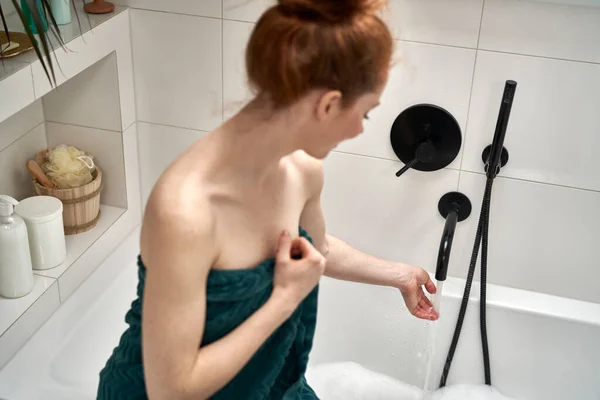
[439,176,494,388]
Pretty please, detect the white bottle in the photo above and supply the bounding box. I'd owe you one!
[0,199,34,298]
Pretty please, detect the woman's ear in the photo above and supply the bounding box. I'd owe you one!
[316,90,343,121]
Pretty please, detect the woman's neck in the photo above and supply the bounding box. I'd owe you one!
[208,98,311,186]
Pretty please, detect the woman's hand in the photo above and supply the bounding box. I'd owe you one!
[272,230,326,309]
[395,264,439,321]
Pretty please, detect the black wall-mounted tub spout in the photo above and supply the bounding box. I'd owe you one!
[390,104,462,178]
[435,192,472,282]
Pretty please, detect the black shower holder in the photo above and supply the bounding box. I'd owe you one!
[481,145,509,175]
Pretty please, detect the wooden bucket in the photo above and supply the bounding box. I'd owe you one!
[33,167,103,235]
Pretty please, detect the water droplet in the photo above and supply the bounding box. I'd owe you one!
[389,338,392,342]
[392,353,395,357]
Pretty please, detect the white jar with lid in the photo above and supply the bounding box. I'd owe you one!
[0,198,34,298]
[16,196,67,270]
[0,195,67,270]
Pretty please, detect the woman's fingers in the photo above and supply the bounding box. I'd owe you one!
[415,308,434,320]
[415,293,439,320]
[418,292,433,308]
[402,279,440,320]
[276,230,292,262]
[293,237,317,255]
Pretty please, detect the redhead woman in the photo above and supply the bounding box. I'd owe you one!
[97,1,438,399]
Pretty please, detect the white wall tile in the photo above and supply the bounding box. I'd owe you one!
[337,41,475,168]
[123,123,141,219]
[223,0,273,22]
[462,51,600,191]
[223,20,255,120]
[0,124,47,200]
[0,66,34,125]
[131,9,222,132]
[46,122,127,209]
[527,0,600,5]
[452,172,600,304]
[0,280,59,369]
[224,0,484,48]
[479,0,600,63]
[137,122,208,207]
[322,151,460,273]
[114,16,137,132]
[0,100,44,153]
[113,0,221,18]
[43,53,122,132]
[387,0,483,48]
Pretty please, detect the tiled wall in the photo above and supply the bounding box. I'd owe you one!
[0,102,47,200]
[120,0,600,304]
[0,52,130,208]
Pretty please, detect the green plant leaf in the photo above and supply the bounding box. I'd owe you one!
[0,2,9,62]
[12,0,56,84]
[40,0,66,48]
[5,1,91,86]
[72,0,88,45]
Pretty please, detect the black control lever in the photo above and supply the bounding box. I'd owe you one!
[395,141,437,177]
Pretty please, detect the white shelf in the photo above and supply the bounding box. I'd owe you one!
[0,275,56,335]
[35,205,125,280]
[0,204,125,337]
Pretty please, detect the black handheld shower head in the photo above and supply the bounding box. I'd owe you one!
[486,80,517,179]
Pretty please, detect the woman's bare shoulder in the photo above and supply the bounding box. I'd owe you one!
[288,151,324,195]
[140,168,217,268]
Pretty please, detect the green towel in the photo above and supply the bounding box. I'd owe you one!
[97,228,319,400]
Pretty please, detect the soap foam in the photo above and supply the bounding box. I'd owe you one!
[305,362,516,400]
[306,362,421,400]
[428,384,514,400]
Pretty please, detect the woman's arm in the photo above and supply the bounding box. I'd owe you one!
[141,193,296,400]
[324,234,430,289]
[299,160,438,320]
[325,234,438,320]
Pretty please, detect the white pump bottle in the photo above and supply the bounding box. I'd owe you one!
[0,197,34,298]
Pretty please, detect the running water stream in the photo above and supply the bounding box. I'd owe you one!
[422,280,444,399]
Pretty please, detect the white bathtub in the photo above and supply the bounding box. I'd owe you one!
[0,228,598,400]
